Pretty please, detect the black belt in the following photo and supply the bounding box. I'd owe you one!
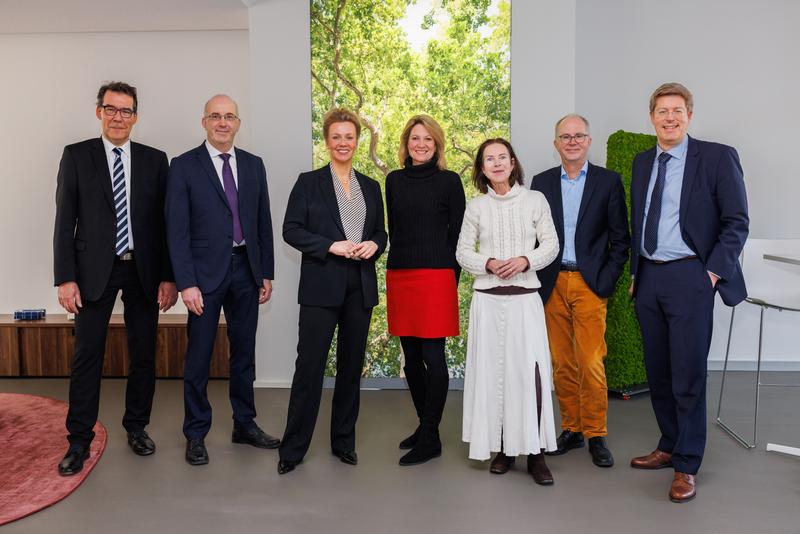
[643,255,698,265]
[232,245,247,255]
[560,262,579,272]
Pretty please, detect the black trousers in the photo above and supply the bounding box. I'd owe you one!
[183,251,259,440]
[279,262,373,463]
[67,260,158,447]
[634,258,715,475]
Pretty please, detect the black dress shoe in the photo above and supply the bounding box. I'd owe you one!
[399,425,421,450]
[545,430,585,456]
[277,459,298,475]
[58,446,90,476]
[332,449,358,465]
[185,438,209,465]
[127,431,156,456]
[232,424,281,449]
[588,436,614,467]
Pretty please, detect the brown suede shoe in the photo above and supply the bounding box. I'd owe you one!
[489,452,515,474]
[526,453,554,486]
[669,472,696,503]
[630,449,672,470]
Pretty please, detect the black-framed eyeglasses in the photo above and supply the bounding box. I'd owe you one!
[101,105,136,119]
[558,133,589,143]
[205,113,240,123]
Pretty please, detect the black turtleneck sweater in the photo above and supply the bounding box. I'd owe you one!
[385,157,466,273]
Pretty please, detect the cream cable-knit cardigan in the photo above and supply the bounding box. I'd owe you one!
[456,183,559,290]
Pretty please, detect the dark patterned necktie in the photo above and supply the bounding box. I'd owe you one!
[112,147,129,256]
[219,153,243,244]
[643,151,672,255]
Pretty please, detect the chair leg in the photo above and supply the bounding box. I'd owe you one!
[753,306,765,447]
[715,304,757,449]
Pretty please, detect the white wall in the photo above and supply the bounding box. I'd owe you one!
[574,0,800,240]
[247,0,312,387]
[0,30,250,317]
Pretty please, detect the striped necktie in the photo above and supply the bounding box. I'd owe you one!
[643,151,672,256]
[112,147,129,256]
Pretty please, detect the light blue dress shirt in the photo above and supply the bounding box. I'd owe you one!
[641,135,695,260]
[560,161,588,264]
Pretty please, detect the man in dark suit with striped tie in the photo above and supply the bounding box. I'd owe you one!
[629,83,748,502]
[53,81,177,475]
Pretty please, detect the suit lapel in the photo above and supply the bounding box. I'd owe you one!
[634,148,656,235]
[679,136,700,231]
[196,143,230,210]
[129,142,142,223]
[548,170,565,240]
[576,163,597,228]
[90,138,115,212]
[354,171,374,241]
[320,165,346,237]
[234,148,250,218]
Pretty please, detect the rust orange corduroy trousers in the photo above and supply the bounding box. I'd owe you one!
[544,271,609,438]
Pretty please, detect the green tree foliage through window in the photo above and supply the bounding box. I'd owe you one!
[310,0,511,377]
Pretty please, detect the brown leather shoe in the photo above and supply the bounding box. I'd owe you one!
[489,452,515,474]
[526,453,554,486]
[669,472,696,503]
[630,449,672,470]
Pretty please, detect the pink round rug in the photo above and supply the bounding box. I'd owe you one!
[0,393,107,525]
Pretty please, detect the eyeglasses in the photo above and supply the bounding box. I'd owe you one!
[654,108,687,119]
[101,105,135,119]
[557,133,589,143]
[205,113,240,123]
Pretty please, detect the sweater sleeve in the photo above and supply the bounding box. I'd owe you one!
[456,200,492,275]
[523,194,560,271]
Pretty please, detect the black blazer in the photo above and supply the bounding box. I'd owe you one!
[283,165,387,308]
[165,143,274,293]
[532,163,630,304]
[630,136,749,306]
[53,137,173,302]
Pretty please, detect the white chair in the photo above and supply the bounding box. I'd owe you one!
[715,239,800,449]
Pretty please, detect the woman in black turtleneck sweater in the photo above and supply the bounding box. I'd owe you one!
[385,114,466,466]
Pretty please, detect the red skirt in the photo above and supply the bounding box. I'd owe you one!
[386,268,459,338]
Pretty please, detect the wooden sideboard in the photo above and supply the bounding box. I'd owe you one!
[0,314,229,378]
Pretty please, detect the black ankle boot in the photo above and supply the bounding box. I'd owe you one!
[399,426,442,466]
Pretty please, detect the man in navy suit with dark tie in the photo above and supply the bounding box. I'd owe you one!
[166,94,279,465]
[629,83,749,502]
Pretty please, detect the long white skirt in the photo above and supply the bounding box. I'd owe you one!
[462,291,557,460]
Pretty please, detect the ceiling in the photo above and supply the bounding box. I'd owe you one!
[0,0,250,34]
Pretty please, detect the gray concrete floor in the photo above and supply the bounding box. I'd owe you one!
[1,372,799,534]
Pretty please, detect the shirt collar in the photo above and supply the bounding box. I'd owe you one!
[560,160,588,181]
[102,136,131,156]
[656,134,689,161]
[205,140,236,161]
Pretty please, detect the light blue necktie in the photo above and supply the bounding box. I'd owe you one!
[112,147,129,256]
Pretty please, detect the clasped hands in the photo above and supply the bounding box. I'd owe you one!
[486,257,529,279]
[329,240,379,260]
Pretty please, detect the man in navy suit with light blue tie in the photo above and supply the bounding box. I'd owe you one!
[629,83,749,502]
[166,94,279,465]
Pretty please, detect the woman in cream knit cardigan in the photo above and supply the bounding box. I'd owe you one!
[456,138,560,485]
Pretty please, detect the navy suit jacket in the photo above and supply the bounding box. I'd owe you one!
[53,138,173,302]
[630,136,749,306]
[532,163,630,304]
[165,143,274,293]
[283,165,387,308]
